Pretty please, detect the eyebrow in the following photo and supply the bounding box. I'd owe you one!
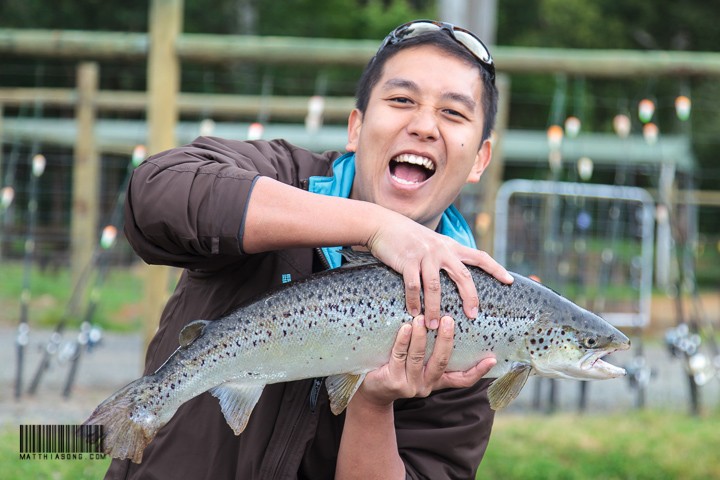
[381,77,478,113]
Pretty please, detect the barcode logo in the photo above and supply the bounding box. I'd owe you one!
[19,425,104,454]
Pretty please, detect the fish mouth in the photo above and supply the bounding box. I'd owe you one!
[389,153,436,186]
[580,349,626,378]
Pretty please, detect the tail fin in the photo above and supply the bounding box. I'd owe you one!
[81,376,161,463]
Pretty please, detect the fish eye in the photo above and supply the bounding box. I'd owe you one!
[583,337,598,348]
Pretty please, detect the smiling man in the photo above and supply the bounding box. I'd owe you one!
[108,20,511,480]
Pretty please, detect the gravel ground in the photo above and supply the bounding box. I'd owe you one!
[1,325,718,428]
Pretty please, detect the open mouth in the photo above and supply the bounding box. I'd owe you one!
[389,154,436,185]
[581,350,626,378]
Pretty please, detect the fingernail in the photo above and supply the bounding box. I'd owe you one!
[410,307,420,317]
[429,318,439,330]
[470,306,479,318]
[414,316,424,327]
[442,317,454,332]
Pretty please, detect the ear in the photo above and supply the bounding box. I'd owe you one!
[465,138,492,184]
[345,109,363,152]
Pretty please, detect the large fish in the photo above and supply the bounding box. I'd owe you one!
[82,252,630,463]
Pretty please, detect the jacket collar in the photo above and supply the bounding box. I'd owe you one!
[309,153,477,269]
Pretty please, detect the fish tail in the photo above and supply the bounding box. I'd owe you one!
[81,376,161,463]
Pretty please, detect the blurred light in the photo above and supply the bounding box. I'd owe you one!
[100,225,118,249]
[199,118,216,136]
[577,211,592,230]
[247,122,264,140]
[1,186,14,209]
[546,125,564,149]
[643,122,659,145]
[638,99,655,123]
[613,114,631,138]
[577,156,594,181]
[474,212,491,236]
[675,95,691,121]
[305,95,325,133]
[548,149,562,173]
[132,145,147,167]
[564,116,581,138]
[656,204,668,224]
[32,154,46,177]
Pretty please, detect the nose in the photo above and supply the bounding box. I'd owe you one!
[407,108,439,141]
[610,328,631,350]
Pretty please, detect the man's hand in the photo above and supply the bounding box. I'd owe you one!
[366,215,513,329]
[353,315,497,408]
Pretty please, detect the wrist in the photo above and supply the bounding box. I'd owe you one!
[349,390,395,417]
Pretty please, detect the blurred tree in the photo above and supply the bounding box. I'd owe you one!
[1,0,717,201]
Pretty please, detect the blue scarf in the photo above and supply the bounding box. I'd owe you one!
[308,153,477,269]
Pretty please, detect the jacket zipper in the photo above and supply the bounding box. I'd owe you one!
[309,377,324,413]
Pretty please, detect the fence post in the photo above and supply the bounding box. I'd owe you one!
[142,0,183,351]
[483,73,510,255]
[71,62,100,288]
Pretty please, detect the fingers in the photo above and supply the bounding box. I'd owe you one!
[365,316,491,403]
[402,269,422,319]
[405,317,428,382]
[467,249,514,285]
[423,317,455,386]
[438,356,497,390]
[443,260,479,320]
[420,259,442,329]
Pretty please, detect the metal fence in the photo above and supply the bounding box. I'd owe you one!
[494,179,655,329]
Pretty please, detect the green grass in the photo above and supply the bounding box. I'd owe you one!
[0,262,144,332]
[480,410,720,479]
[2,410,718,479]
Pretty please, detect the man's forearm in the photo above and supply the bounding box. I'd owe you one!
[242,176,384,254]
[335,397,405,480]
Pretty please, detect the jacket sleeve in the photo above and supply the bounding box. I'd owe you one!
[123,137,337,270]
[394,379,495,480]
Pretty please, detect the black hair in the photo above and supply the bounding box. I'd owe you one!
[355,30,498,143]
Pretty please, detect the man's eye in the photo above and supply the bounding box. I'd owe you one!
[444,109,466,119]
[390,97,411,104]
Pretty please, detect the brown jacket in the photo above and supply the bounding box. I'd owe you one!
[106,137,495,480]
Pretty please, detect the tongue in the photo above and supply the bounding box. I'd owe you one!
[393,162,429,183]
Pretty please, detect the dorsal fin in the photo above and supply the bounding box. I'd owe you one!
[178,320,211,347]
[338,248,380,268]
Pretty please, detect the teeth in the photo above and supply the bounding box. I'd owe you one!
[394,154,435,171]
[393,176,416,185]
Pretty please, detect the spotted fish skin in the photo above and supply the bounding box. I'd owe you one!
[83,259,630,463]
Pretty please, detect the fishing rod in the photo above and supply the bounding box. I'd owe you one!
[664,174,718,415]
[0,187,15,258]
[26,240,103,395]
[60,146,145,397]
[14,154,46,400]
[62,225,117,398]
[26,145,145,395]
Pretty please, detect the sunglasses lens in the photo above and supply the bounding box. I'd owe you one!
[385,21,494,82]
[453,30,492,64]
[401,22,441,37]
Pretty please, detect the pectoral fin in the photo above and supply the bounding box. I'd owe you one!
[209,382,265,435]
[326,373,366,415]
[487,363,532,410]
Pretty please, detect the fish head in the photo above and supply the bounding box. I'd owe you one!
[524,311,630,380]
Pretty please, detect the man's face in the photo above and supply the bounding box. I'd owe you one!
[346,44,492,229]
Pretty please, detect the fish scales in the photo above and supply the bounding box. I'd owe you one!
[83,258,630,463]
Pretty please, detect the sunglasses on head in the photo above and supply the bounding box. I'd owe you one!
[377,20,496,85]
